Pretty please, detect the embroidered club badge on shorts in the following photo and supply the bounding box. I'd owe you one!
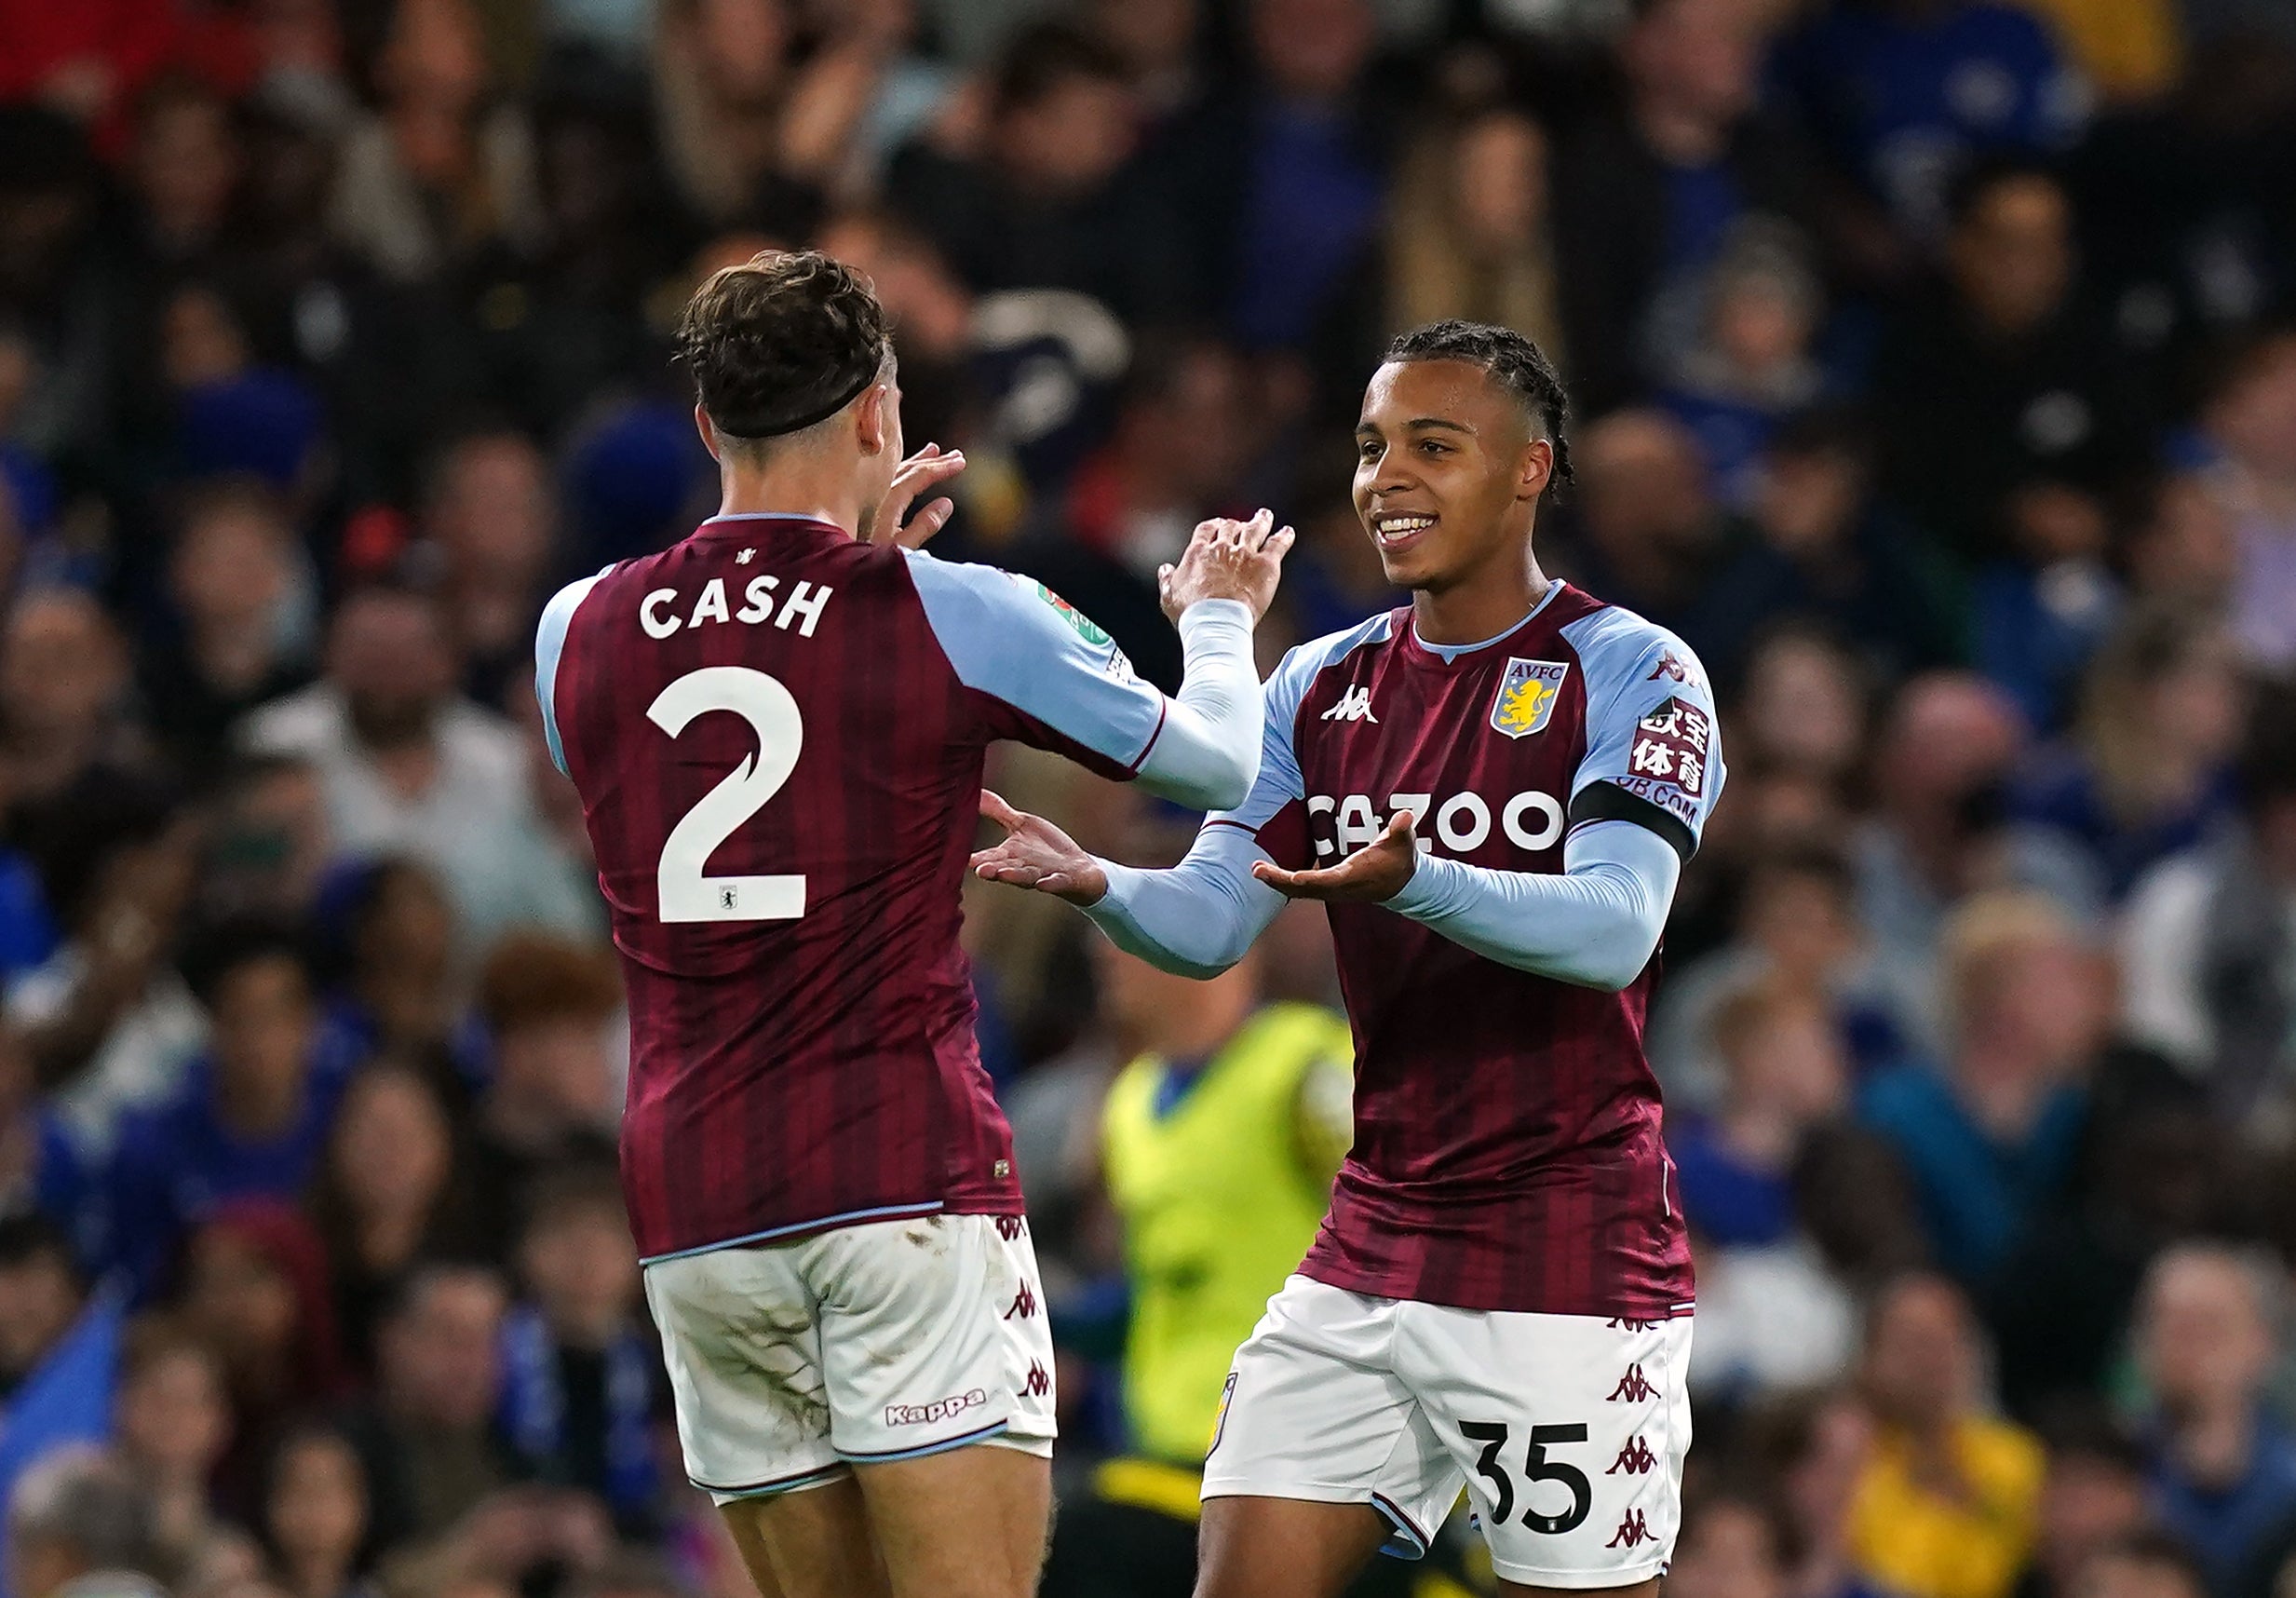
[1491,658,1570,739]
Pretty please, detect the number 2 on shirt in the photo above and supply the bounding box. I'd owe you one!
[647,666,806,923]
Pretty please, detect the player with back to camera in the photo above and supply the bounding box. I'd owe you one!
[532,251,1290,1598]
[975,320,1726,1598]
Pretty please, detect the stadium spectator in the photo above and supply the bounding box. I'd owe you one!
[111,1316,250,1584]
[2012,1413,2154,1598]
[1773,0,2087,245]
[1553,0,1826,413]
[1384,106,1566,375]
[5,1448,164,1598]
[1672,978,1863,1400]
[496,1162,659,1534]
[1850,672,2032,1043]
[126,73,241,269]
[102,926,349,1300]
[2068,1536,2210,1598]
[139,480,317,784]
[177,1203,355,1510]
[328,0,540,282]
[1658,219,1828,508]
[309,1062,481,1375]
[885,23,1188,325]
[416,430,555,707]
[1562,408,1736,641]
[2006,605,2245,906]
[465,933,621,1251]
[650,0,797,229]
[237,586,559,946]
[2119,691,2296,1117]
[258,1426,376,1598]
[0,1218,119,1525]
[1846,1272,2045,1598]
[1694,410,1965,683]
[335,1263,513,1551]
[1671,1494,1794,1598]
[2196,329,2296,673]
[1871,161,2148,625]
[2133,1244,2296,1598]
[1857,891,2104,1284]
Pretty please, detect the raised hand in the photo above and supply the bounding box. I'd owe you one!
[1253,810,1419,903]
[866,442,967,548]
[970,791,1108,906]
[1158,508,1296,624]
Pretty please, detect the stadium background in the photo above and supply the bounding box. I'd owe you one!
[0,0,2294,1594]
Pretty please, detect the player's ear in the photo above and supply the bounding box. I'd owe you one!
[855,382,892,457]
[694,403,721,463]
[1519,437,1554,503]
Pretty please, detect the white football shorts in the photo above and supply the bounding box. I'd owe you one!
[642,1212,1057,1502]
[1203,1275,1693,1588]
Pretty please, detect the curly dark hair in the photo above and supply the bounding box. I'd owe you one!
[673,250,890,444]
[1384,319,1574,488]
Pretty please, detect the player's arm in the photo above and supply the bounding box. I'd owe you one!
[972,641,1322,979]
[1255,631,1725,993]
[533,570,610,777]
[910,514,1291,813]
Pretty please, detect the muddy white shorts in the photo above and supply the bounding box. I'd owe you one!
[1203,1275,1692,1588]
[642,1212,1057,1502]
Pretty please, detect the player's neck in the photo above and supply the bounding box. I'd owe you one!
[715,459,866,540]
[1411,547,1551,647]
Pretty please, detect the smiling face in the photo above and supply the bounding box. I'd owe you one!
[1352,359,1553,594]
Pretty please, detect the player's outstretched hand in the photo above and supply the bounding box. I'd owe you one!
[1253,810,1419,903]
[1159,508,1295,624]
[866,442,966,548]
[970,791,1109,906]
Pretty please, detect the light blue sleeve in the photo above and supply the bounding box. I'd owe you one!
[906,552,1260,810]
[1384,821,1682,991]
[1080,621,1386,976]
[1558,609,1726,860]
[533,572,608,777]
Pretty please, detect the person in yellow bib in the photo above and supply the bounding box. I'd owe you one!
[1039,932,1418,1598]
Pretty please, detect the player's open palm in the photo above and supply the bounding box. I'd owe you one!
[1159,508,1295,623]
[971,791,1109,905]
[1254,810,1420,903]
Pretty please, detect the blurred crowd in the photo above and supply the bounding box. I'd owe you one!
[3,0,2296,1595]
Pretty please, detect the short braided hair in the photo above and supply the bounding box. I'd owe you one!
[1383,320,1573,488]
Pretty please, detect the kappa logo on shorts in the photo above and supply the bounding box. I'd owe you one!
[1004,1281,1037,1321]
[1018,1361,1051,1400]
[1608,1437,1657,1475]
[994,1215,1027,1241]
[1606,1317,1659,1333]
[1607,1364,1656,1403]
[1608,1510,1654,1549]
[885,1389,987,1428]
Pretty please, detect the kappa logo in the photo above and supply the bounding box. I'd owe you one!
[994,1215,1027,1241]
[1321,684,1379,724]
[1646,650,1701,685]
[1608,1437,1658,1475]
[1607,1364,1656,1403]
[1606,1318,1659,1333]
[885,1389,986,1428]
[1491,658,1570,738]
[1018,1361,1051,1401]
[1005,1281,1038,1321]
[1608,1510,1654,1549]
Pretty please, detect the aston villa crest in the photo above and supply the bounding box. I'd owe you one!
[1491,658,1569,738]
